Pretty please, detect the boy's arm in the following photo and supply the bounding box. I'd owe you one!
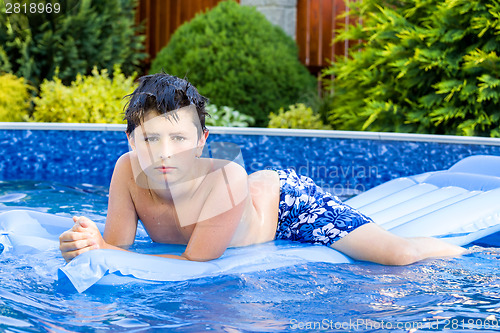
[59,153,139,261]
[102,153,139,247]
[61,160,248,262]
[175,163,249,261]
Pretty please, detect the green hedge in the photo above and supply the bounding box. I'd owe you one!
[324,0,500,137]
[150,0,316,127]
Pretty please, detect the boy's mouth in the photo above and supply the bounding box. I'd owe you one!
[155,166,177,173]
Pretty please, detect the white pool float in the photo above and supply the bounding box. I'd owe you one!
[1,155,499,292]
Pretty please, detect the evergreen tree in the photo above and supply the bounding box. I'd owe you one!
[0,0,145,88]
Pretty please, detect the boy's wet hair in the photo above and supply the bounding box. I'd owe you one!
[124,73,208,135]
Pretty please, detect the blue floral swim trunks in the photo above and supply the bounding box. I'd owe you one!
[274,169,373,246]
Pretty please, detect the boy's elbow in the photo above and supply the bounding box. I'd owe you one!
[181,252,222,262]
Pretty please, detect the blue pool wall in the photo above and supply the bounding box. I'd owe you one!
[2,123,500,196]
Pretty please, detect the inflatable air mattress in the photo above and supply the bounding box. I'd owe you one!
[1,155,499,292]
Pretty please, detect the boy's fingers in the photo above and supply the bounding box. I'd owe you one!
[73,216,94,228]
[60,239,96,252]
[65,240,97,252]
[60,218,100,262]
[70,223,86,233]
[79,220,90,228]
[59,230,92,243]
[62,245,97,262]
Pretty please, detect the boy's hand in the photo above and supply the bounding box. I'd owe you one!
[59,216,106,262]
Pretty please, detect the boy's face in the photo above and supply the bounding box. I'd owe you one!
[128,105,207,186]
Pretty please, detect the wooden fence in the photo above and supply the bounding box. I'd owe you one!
[135,0,234,66]
[135,0,358,75]
[297,0,359,76]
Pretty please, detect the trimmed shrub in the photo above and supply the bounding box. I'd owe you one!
[323,0,500,137]
[0,73,33,121]
[268,103,332,130]
[32,66,137,123]
[150,0,316,127]
[0,0,145,88]
[205,104,255,127]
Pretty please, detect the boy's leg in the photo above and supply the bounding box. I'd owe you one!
[330,223,465,266]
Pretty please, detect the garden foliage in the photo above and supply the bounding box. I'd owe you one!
[0,73,32,121]
[32,66,136,123]
[0,45,11,72]
[205,104,255,127]
[268,103,331,130]
[150,0,316,127]
[0,0,145,88]
[324,0,500,137]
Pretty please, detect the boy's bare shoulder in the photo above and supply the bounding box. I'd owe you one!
[115,151,133,164]
[210,159,248,181]
[208,159,249,203]
[112,152,136,183]
[113,152,132,171]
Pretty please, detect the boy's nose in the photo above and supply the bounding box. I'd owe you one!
[159,142,173,159]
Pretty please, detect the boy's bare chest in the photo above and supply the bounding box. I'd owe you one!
[132,189,199,244]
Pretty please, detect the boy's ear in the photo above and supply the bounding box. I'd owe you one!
[126,132,136,150]
[196,129,209,157]
[198,129,209,145]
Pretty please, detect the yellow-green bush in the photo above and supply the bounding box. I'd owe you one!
[268,103,332,130]
[0,73,33,122]
[32,67,137,123]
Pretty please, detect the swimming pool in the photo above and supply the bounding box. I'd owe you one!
[2,123,500,332]
[2,122,500,193]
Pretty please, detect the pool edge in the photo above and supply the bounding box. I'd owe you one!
[1,122,500,146]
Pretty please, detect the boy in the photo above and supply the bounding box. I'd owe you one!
[59,73,465,264]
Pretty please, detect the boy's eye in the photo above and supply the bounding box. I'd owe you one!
[144,136,159,143]
[172,136,185,142]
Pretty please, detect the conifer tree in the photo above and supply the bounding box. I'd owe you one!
[0,0,145,88]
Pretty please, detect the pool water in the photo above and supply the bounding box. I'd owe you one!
[1,181,500,332]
